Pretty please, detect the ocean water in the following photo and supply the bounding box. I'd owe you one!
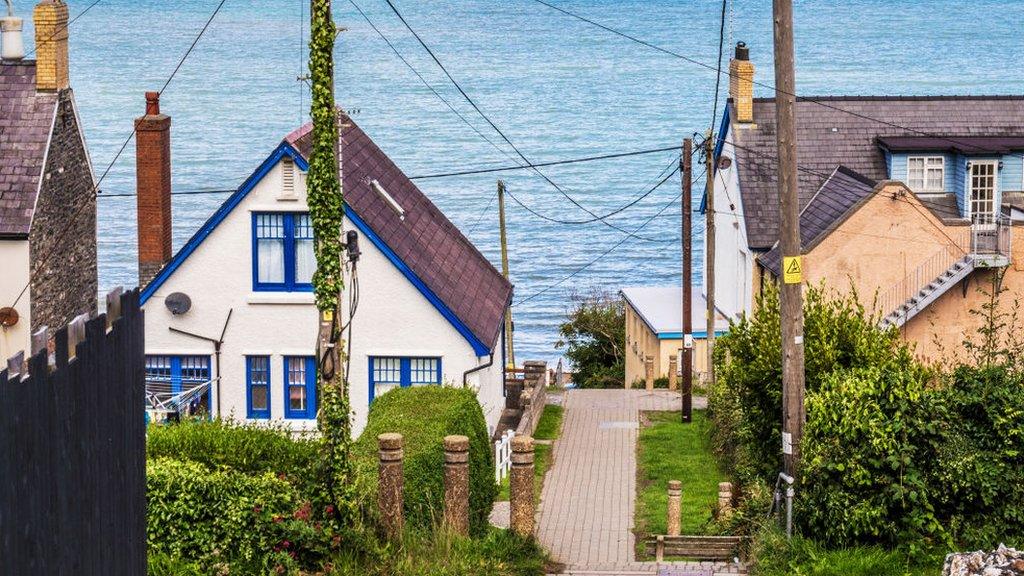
[25,0,1024,361]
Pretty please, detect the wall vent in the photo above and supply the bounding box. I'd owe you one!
[280,157,297,200]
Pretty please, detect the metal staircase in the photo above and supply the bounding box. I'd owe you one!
[879,255,975,329]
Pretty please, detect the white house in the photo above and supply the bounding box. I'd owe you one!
[136,97,512,436]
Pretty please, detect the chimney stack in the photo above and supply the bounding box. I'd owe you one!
[33,0,69,91]
[729,42,755,124]
[135,92,173,288]
[1,2,25,62]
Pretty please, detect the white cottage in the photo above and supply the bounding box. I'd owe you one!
[136,97,512,435]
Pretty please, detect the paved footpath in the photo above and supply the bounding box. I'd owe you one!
[536,389,743,576]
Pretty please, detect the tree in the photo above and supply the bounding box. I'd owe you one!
[555,291,625,388]
[308,0,354,520]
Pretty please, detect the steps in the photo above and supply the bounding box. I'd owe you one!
[880,256,975,329]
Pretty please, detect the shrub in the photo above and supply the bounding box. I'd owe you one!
[147,458,342,574]
[555,291,625,388]
[147,418,318,477]
[708,283,920,483]
[353,387,497,536]
[799,367,946,547]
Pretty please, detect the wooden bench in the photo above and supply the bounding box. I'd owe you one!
[644,535,745,562]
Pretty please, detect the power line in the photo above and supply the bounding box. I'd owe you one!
[7,0,228,312]
[408,145,682,180]
[529,0,1024,164]
[382,0,666,243]
[710,0,727,134]
[514,166,708,306]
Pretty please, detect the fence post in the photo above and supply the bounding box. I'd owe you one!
[667,479,682,536]
[105,286,124,329]
[718,482,733,518]
[443,435,470,536]
[378,433,404,540]
[667,355,678,391]
[510,435,535,536]
[645,355,654,391]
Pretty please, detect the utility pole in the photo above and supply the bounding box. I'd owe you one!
[772,0,806,479]
[681,139,693,423]
[704,133,716,387]
[497,180,515,368]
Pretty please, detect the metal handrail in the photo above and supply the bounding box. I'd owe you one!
[877,242,964,320]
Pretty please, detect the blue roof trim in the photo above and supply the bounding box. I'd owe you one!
[140,142,301,304]
[658,330,728,340]
[700,106,732,214]
[141,142,492,357]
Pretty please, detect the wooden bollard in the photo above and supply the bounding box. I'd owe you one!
[667,355,678,391]
[510,435,535,536]
[378,433,404,539]
[645,355,655,391]
[718,481,733,517]
[443,435,470,536]
[666,480,682,536]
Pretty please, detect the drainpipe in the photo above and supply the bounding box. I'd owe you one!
[462,352,494,388]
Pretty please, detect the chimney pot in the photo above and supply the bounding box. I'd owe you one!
[734,41,749,61]
[145,91,160,115]
[729,42,755,124]
[1,15,25,61]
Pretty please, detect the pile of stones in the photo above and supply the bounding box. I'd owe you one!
[943,544,1024,576]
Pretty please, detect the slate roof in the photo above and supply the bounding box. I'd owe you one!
[0,61,58,238]
[620,286,730,336]
[877,135,1024,154]
[728,95,1024,249]
[286,117,512,350]
[760,166,876,276]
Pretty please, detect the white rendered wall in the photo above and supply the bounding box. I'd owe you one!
[705,130,754,320]
[142,158,505,437]
[0,240,30,360]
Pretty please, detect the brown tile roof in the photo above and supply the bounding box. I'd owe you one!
[0,61,58,238]
[728,95,1024,249]
[760,166,875,276]
[286,117,512,351]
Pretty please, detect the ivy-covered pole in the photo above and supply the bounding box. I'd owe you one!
[309,0,354,519]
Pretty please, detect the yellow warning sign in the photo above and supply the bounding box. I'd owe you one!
[783,256,803,284]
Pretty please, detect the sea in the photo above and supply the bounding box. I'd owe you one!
[24,0,1024,361]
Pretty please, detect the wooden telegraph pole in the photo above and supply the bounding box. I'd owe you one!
[497,180,515,368]
[772,0,806,479]
[704,133,716,387]
[681,139,693,423]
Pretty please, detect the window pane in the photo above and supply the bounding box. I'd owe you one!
[375,383,400,398]
[180,356,209,383]
[410,357,440,385]
[255,214,286,284]
[287,357,308,413]
[373,357,402,384]
[145,356,172,381]
[251,385,268,411]
[289,385,306,411]
[294,215,315,284]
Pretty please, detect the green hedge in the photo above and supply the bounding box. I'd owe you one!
[353,387,497,536]
[147,418,318,477]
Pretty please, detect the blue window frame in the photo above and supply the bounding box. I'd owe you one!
[252,212,315,292]
[246,356,271,419]
[369,356,442,402]
[283,356,317,419]
[145,355,212,413]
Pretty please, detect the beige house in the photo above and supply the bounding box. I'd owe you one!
[621,287,729,387]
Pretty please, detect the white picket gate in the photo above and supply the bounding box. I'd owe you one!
[494,430,515,482]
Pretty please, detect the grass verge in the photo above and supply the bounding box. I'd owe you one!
[497,404,563,501]
[635,410,725,551]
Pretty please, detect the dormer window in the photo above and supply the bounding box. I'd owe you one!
[907,156,944,193]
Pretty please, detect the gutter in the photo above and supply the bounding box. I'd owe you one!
[462,352,494,388]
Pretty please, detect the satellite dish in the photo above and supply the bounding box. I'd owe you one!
[165,292,192,316]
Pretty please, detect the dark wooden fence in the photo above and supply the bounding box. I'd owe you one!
[0,288,146,575]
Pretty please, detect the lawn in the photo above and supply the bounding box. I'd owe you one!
[497,404,563,501]
[635,410,725,541]
[750,528,945,576]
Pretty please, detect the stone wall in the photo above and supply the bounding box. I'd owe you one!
[29,89,97,332]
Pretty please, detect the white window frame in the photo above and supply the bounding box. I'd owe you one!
[966,160,999,224]
[906,156,945,193]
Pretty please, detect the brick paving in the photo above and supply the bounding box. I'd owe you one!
[536,389,743,576]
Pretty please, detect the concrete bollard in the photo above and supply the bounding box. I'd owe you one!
[667,355,678,391]
[378,433,404,539]
[645,355,655,391]
[718,481,733,518]
[443,435,470,536]
[667,480,682,536]
[510,435,535,536]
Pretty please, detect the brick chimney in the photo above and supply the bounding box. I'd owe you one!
[135,92,172,288]
[729,42,754,124]
[33,0,69,92]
